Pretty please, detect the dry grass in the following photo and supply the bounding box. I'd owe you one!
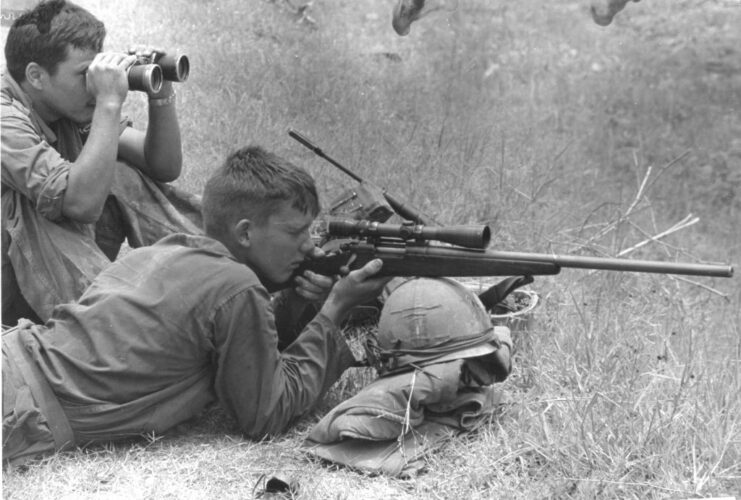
[2,0,740,498]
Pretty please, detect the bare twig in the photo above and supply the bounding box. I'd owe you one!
[580,165,653,249]
[616,214,699,257]
[397,370,418,463]
[670,276,729,298]
[643,149,692,195]
[574,151,691,252]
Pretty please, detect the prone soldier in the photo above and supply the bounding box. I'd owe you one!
[2,145,390,465]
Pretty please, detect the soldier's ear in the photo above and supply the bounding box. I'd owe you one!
[25,63,49,90]
[233,219,254,248]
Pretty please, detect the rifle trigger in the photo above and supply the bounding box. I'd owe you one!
[341,253,357,275]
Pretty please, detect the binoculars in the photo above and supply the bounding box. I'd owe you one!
[127,53,189,94]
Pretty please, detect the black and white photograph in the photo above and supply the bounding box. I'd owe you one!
[1,1,739,498]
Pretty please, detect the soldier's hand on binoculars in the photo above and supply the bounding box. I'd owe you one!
[126,46,177,97]
[86,52,137,104]
[127,45,166,63]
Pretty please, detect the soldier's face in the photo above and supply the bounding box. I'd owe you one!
[34,46,98,124]
[244,201,316,286]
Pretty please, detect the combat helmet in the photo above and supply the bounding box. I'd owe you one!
[367,277,505,376]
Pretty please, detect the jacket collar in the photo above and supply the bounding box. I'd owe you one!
[1,71,58,144]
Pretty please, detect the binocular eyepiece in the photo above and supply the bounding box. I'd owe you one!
[127,53,190,94]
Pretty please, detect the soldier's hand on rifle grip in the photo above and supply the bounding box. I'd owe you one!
[293,271,335,302]
[293,248,336,302]
[322,259,391,324]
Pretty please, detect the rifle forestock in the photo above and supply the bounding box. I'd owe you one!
[295,244,557,278]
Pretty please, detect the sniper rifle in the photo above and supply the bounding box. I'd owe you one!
[284,132,733,305]
[292,219,734,285]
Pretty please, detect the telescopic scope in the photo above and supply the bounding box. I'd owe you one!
[327,220,491,249]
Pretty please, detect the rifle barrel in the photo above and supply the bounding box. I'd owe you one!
[291,244,733,289]
[288,129,361,182]
[488,250,734,278]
